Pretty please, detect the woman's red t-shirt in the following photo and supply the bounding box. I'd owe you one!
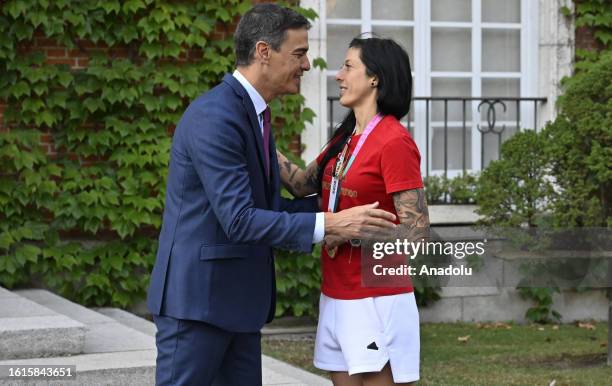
[316,115,423,299]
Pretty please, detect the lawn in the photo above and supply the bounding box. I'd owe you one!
[261,322,612,385]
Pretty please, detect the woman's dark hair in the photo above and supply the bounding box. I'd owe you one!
[316,36,413,192]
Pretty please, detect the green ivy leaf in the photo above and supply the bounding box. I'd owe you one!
[5,1,28,18]
[312,57,327,70]
[0,233,13,250]
[32,83,49,96]
[192,16,213,34]
[108,253,124,271]
[83,98,106,113]
[56,71,73,87]
[37,110,56,127]
[140,42,163,59]
[16,244,41,264]
[560,6,572,17]
[100,0,121,14]
[123,0,146,14]
[9,81,30,98]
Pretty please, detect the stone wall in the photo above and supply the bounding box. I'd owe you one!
[421,206,609,323]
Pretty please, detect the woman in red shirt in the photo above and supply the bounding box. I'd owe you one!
[277,36,429,386]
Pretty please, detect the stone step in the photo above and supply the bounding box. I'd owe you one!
[0,350,155,386]
[97,307,332,385]
[94,307,156,337]
[262,355,331,386]
[0,287,85,360]
[0,289,156,385]
[5,289,331,385]
[15,290,155,355]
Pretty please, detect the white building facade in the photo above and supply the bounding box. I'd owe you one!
[299,0,575,177]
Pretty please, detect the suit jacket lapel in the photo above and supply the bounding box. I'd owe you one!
[223,75,269,182]
[222,74,272,204]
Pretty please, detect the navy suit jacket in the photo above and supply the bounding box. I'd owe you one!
[147,74,318,332]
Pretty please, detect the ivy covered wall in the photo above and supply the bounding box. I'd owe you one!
[0,0,321,316]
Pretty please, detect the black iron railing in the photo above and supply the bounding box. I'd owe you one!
[327,96,547,178]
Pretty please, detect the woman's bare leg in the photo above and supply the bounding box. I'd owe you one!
[330,371,363,386]
[361,363,414,386]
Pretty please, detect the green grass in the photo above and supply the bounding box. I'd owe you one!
[261,322,612,385]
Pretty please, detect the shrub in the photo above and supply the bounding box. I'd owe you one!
[424,174,478,205]
[475,130,554,227]
[475,51,612,323]
[542,50,612,228]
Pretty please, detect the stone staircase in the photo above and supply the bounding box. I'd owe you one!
[0,287,85,361]
[0,287,156,385]
[0,286,331,385]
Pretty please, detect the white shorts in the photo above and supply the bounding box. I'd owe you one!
[313,292,420,383]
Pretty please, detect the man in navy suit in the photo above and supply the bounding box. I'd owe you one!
[147,4,397,385]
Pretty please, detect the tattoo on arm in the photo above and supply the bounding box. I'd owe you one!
[276,150,319,197]
[393,188,430,239]
[282,159,293,175]
[303,161,319,191]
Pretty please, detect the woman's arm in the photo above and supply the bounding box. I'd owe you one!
[276,150,319,198]
[392,188,430,240]
[325,188,430,250]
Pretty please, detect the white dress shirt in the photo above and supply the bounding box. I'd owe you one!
[232,70,324,244]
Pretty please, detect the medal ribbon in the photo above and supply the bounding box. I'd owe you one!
[327,113,383,213]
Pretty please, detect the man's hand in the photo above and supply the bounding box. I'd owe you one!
[324,202,397,242]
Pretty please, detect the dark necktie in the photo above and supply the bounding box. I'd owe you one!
[262,107,271,178]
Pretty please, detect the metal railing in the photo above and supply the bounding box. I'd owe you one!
[327,96,547,178]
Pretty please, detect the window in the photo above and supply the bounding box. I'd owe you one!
[325,0,538,175]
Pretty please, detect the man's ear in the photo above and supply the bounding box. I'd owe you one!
[255,41,271,63]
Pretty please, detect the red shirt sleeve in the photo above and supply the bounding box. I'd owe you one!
[380,134,423,194]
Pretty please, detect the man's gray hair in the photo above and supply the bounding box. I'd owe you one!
[234,3,311,66]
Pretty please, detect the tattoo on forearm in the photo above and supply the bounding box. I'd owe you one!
[393,188,430,228]
[276,150,319,197]
[283,159,293,175]
[304,162,319,191]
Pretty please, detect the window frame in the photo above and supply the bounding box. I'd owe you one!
[324,0,539,176]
